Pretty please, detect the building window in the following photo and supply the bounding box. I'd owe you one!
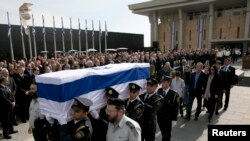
[164,32,166,42]
[219,28,222,39]
[203,29,206,40]
[189,30,192,41]
[203,44,205,48]
[237,26,240,38]
[188,15,193,20]
[217,11,223,17]
[189,44,191,49]
[176,31,178,41]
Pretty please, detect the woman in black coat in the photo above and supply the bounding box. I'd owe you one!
[204,65,221,122]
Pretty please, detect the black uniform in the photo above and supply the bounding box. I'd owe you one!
[157,88,179,141]
[125,98,144,122]
[139,93,163,141]
[58,119,90,141]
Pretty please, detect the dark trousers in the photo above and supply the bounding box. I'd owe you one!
[140,119,156,141]
[157,117,172,141]
[222,87,231,108]
[186,92,202,118]
[32,127,47,141]
[216,91,223,112]
[179,97,183,116]
[207,98,217,119]
[0,109,12,136]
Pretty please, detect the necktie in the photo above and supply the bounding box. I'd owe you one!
[163,90,166,96]
[145,95,149,101]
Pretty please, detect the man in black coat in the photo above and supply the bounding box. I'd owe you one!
[0,77,18,139]
[157,75,179,141]
[139,78,164,141]
[58,97,92,141]
[186,62,207,121]
[125,83,144,122]
[221,57,236,110]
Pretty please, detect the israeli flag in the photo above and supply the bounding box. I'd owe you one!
[36,63,150,121]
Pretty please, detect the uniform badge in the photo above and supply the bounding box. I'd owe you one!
[108,90,113,95]
[132,85,135,89]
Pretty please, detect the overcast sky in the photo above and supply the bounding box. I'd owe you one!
[0,0,150,46]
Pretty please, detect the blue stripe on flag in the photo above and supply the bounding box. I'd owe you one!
[37,67,149,102]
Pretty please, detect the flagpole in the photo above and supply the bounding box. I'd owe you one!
[53,16,57,58]
[92,20,95,49]
[7,12,14,61]
[42,15,47,53]
[61,17,65,55]
[99,20,102,53]
[78,18,81,56]
[32,14,37,57]
[70,17,73,51]
[20,16,26,59]
[28,26,33,59]
[104,21,108,53]
[85,19,88,56]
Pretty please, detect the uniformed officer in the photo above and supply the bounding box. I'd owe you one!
[139,78,164,141]
[125,83,144,122]
[106,98,141,141]
[88,87,119,141]
[157,75,179,141]
[58,97,92,141]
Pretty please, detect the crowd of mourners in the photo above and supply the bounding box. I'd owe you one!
[0,47,240,140]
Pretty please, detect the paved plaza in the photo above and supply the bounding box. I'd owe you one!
[1,64,250,141]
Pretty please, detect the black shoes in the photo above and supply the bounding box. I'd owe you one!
[184,116,190,121]
[3,135,12,139]
[13,122,18,126]
[215,111,219,115]
[194,117,198,121]
[9,130,18,134]
[223,107,227,111]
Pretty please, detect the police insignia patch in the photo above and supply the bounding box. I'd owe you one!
[75,131,85,139]
[132,85,135,89]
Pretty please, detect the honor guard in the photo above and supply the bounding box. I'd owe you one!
[157,75,179,141]
[89,87,120,141]
[139,78,164,141]
[125,83,144,122]
[58,97,92,141]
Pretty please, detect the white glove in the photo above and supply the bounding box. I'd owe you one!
[89,110,100,119]
[57,118,67,125]
[172,121,177,127]
[46,116,55,125]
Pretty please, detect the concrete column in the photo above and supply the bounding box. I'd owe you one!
[149,12,159,46]
[208,3,214,49]
[178,8,183,51]
[244,0,250,54]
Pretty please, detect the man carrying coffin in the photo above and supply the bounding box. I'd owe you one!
[88,87,120,141]
[58,97,92,141]
[125,83,144,122]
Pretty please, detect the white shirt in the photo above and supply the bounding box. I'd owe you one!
[29,99,42,128]
[106,115,141,141]
[171,77,185,97]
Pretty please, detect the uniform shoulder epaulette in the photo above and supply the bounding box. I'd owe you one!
[126,121,138,137]
[75,124,89,139]
[154,95,164,106]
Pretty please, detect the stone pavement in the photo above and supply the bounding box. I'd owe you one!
[1,64,250,141]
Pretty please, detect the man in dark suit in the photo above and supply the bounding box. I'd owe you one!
[139,78,163,141]
[157,75,179,141]
[175,59,187,78]
[125,83,144,122]
[185,62,207,121]
[221,57,236,110]
[0,77,18,139]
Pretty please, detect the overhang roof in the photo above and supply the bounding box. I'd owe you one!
[129,0,247,16]
[211,38,250,44]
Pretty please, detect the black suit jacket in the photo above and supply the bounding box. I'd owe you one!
[190,71,207,95]
[207,74,222,98]
[125,98,144,122]
[221,66,236,89]
[157,88,179,121]
[0,85,13,111]
[139,93,163,122]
